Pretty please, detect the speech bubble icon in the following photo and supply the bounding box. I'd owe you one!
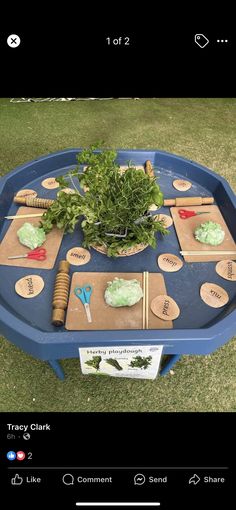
[134,473,146,485]
[62,473,74,485]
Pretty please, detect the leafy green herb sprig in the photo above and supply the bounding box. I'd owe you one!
[129,355,152,369]
[85,356,102,371]
[105,358,123,371]
[41,145,169,257]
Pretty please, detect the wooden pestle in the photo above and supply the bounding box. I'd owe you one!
[14,196,55,208]
[52,260,71,326]
[164,196,214,207]
[145,160,155,178]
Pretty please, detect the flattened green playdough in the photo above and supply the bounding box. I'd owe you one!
[17,222,46,250]
[194,221,225,246]
[105,278,143,307]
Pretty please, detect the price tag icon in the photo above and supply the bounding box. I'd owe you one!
[194,34,209,48]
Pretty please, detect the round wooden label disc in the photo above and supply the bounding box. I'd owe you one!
[66,247,91,266]
[41,177,60,189]
[215,260,236,281]
[57,188,76,196]
[149,204,159,211]
[173,179,192,191]
[15,189,38,199]
[154,214,173,228]
[200,282,229,308]
[157,253,183,272]
[15,275,45,298]
[151,294,180,320]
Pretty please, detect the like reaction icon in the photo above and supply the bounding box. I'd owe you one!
[7,451,16,461]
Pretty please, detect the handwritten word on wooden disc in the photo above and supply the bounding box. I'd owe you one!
[41,177,60,189]
[173,179,192,191]
[154,214,173,228]
[200,282,229,308]
[15,189,38,199]
[157,253,183,272]
[151,294,180,321]
[15,275,45,298]
[215,260,236,281]
[66,247,91,266]
[57,188,76,196]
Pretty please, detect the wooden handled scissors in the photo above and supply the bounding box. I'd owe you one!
[8,247,47,260]
[74,284,93,323]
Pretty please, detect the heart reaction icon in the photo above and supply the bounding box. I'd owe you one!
[16,451,26,461]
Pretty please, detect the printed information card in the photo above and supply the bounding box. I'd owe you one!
[79,345,164,380]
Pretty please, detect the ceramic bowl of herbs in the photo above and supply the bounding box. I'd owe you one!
[41,146,168,257]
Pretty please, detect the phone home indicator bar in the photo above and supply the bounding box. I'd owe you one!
[75,504,160,507]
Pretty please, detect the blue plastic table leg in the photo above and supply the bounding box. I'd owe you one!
[160,354,181,376]
[48,360,65,380]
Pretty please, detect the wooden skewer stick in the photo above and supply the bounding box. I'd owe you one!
[142,272,146,330]
[145,271,149,330]
[4,213,44,220]
[180,250,236,255]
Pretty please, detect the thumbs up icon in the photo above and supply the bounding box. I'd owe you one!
[11,474,23,485]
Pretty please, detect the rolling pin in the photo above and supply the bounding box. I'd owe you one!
[164,196,214,207]
[52,260,71,327]
[14,196,55,208]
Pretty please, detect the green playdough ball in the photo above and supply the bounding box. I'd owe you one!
[105,278,143,307]
[17,222,46,250]
[194,221,225,246]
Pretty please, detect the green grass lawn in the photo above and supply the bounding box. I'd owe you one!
[0,97,236,412]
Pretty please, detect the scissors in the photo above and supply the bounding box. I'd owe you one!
[74,284,93,323]
[178,209,211,219]
[8,247,47,260]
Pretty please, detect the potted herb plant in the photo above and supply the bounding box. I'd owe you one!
[41,146,168,257]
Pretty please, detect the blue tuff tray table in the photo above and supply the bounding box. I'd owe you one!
[0,149,236,379]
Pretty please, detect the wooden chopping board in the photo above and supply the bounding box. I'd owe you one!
[0,207,64,269]
[65,272,173,331]
[171,205,236,262]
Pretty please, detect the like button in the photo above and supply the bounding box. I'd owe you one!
[11,474,23,485]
